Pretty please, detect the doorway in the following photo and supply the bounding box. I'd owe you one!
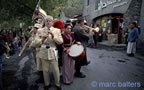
[111,18,118,34]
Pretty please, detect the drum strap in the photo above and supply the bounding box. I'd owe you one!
[70,35,72,45]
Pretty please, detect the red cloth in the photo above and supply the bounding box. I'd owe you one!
[53,20,64,29]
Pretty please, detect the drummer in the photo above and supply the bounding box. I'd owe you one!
[72,17,90,78]
[61,24,80,85]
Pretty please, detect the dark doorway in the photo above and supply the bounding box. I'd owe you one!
[111,18,118,34]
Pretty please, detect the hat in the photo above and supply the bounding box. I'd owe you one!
[77,17,84,21]
[34,24,42,29]
[53,20,64,29]
[77,17,84,23]
[66,19,71,23]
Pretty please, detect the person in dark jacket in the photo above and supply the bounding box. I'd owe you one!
[127,22,139,56]
[72,17,90,78]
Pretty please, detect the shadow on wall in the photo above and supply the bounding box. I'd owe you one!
[137,32,144,49]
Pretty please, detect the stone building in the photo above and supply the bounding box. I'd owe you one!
[83,0,144,47]
[138,0,144,48]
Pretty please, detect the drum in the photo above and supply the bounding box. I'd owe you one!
[69,44,85,61]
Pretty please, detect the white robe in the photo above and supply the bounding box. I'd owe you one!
[127,42,136,54]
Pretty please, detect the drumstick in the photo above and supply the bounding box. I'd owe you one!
[71,40,75,45]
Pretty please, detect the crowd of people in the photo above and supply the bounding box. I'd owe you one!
[0,14,140,90]
[0,27,33,89]
[87,21,140,57]
[24,16,92,90]
[28,18,140,90]
[0,28,22,88]
[0,29,24,57]
[0,16,92,90]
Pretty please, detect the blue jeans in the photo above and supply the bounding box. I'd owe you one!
[0,56,3,89]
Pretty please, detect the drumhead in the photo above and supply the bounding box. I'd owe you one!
[69,44,84,57]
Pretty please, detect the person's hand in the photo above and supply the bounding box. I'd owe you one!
[42,34,48,41]
[92,30,95,32]
[76,42,81,45]
[26,43,30,47]
[66,49,70,54]
[48,31,54,38]
[42,34,48,39]
[28,38,32,42]
[89,28,93,32]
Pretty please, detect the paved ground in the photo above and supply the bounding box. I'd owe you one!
[2,45,144,90]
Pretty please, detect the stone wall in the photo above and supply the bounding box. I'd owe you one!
[138,0,144,48]
[123,0,142,29]
[123,0,142,43]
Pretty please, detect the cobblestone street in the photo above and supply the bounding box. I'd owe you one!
[2,46,144,90]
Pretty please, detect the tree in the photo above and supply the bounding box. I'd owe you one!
[0,0,67,28]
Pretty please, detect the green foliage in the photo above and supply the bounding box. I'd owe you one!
[0,0,68,28]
